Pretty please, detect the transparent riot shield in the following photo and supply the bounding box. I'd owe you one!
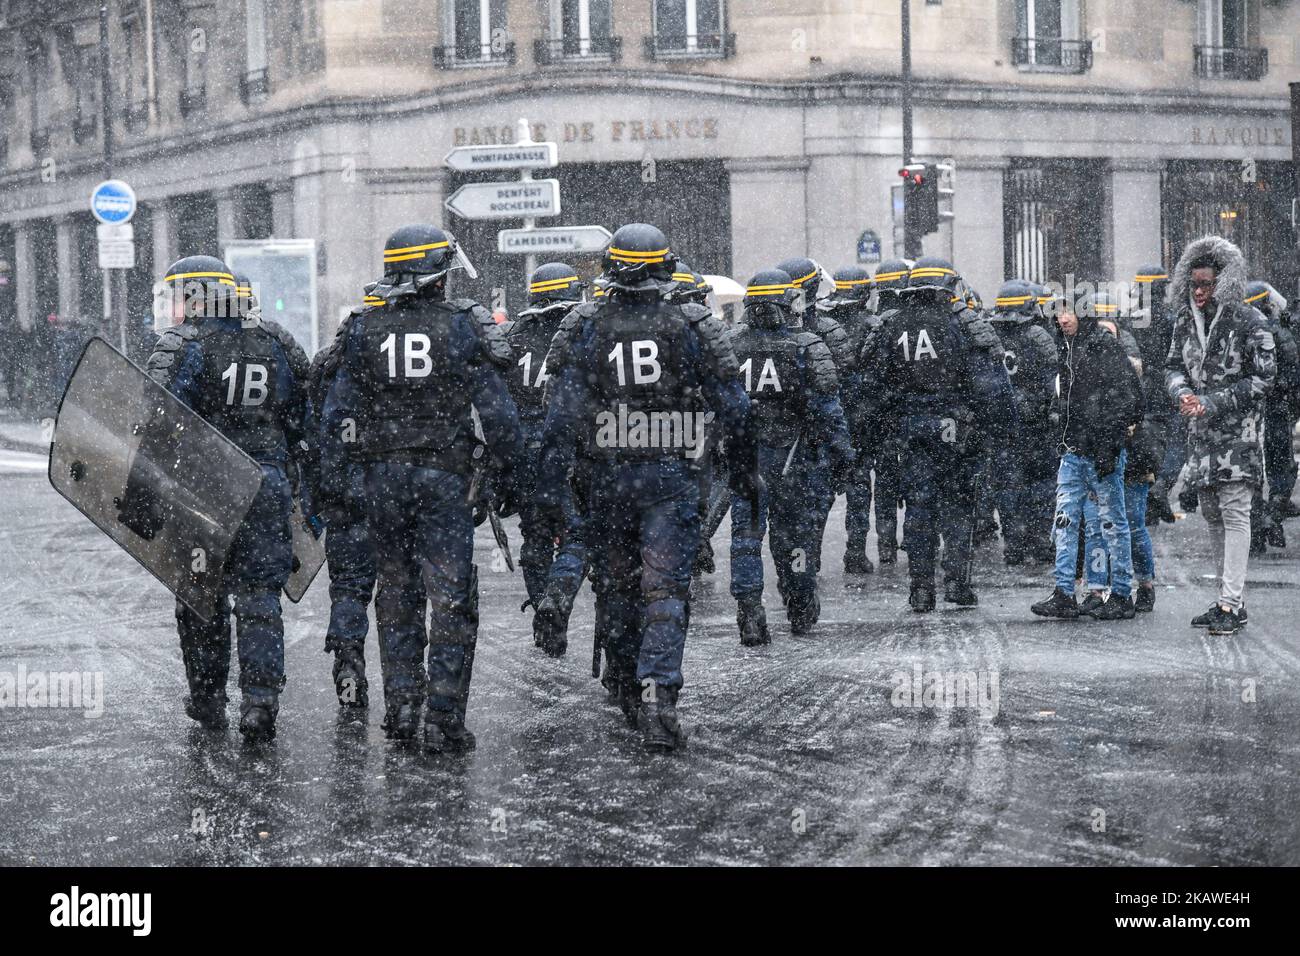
[284,497,326,603]
[47,338,265,622]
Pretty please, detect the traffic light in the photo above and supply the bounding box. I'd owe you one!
[899,163,939,237]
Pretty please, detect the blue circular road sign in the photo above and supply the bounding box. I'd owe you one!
[90,180,137,225]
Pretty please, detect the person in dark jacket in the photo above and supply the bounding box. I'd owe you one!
[1243,281,1298,551]
[1031,291,1144,620]
[1165,236,1276,635]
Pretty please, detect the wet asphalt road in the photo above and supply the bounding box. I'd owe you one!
[1,458,1298,866]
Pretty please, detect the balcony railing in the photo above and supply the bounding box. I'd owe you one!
[240,67,270,105]
[1194,45,1268,81]
[534,35,622,65]
[73,114,98,144]
[643,32,735,61]
[29,126,50,153]
[433,42,516,69]
[1011,37,1093,73]
[180,86,206,117]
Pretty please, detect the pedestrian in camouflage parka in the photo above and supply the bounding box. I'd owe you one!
[1165,235,1276,634]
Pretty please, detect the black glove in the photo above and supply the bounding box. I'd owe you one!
[115,485,166,541]
[1095,449,1120,479]
[492,467,521,520]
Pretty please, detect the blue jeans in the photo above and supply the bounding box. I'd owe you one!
[177,464,294,695]
[1083,479,1153,588]
[589,459,699,692]
[366,462,477,718]
[1054,452,1133,598]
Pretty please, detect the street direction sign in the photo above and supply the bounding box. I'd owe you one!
[98,240,136,269]
[90,180,137,225]
[443,142,558,172]
[445,179,561,220]
[497,225,612,255]
[96,223,134,242]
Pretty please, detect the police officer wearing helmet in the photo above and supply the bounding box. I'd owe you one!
[320,224,523,752]
[818,265,878,576]
[988,279,1061,566]
[500,262,589,655]
[727,270,854,643]
[1244,280,1299,550]
[537,222,758,751]
[309,283,382,709]
[859,257,1015,611]
[141,255,316,740]
[860,258,912,564]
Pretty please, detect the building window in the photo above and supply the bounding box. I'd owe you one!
[436,0,513,67]
[1195,0,1267,80]
[122,16,150,129]
[1003,159,1105,285]
[536,0,619,63]
[181,8,209,115]
[289,0,325,74]
[26,40,50,153]
[1012,0,1091,73]
[645,0,734,59]
[242,0,270,103]
[73,45,99,143]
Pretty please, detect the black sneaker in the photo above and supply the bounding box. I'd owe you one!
[737,596,770,646]
[1092,593,1135,620]
[1134,584,1156,613]
[1031,588,1080,619]
[1078,591,1106,617]
[1190,603,1216,627]
[1205,604,1240,635]
[909,581,936,613]
[943,580,978,606]
[1238,605,1248,627]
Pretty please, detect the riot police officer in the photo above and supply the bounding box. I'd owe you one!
[864,259,911,564]
[309,285,380,708]
[141,256,315,740]
[859,257,1015,611]
[538,223,758,752]
[818,266,877,575]
[988,280,1059,565]
[1245,281,1299,550]
[727,270,853,643]
[499,263,588,654]
[320,225,522,752]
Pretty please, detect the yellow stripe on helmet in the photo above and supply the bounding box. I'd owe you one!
[383,240,450,259]
[746,284,792,296]
[834,279,872,289]
[1244,290,1270,304]
[165,271,236,285]
[1133,273,1167,283]
[873,270,908,282]
[607,246,670,263]
[363,296,387,307]
[530,278,577,293]
[1093,303,1118,314]
[911,268,956,278]
[995,295,1033,306]
[792,269,818,285]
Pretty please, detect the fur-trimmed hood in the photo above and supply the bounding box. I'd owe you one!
[1169,235,1248,314]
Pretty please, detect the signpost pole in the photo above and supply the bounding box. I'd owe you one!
[517,118,538,285]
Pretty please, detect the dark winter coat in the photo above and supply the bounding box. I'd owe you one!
[1055,318,1144,477]
[1165,236,1276,489]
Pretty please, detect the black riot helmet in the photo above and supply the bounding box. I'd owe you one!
[527,262,584,307]
[872,258,910,309]
[830,266,873,303]
[742,269,798,330]
[602,222,677,293]
[1245,280,1287,323]
[377,223,476,302]
[1133,264,1169,312]
[905,257,962,301]
[992,280,1036,321]
[160,255,238,322]
[667,265,711,305]
[775,256,827,307]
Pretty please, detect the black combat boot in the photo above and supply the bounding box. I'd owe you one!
[943,579,978,607]
[1266,519,1286,550]
[532,588,573,658]
[1134,583,1156,613]
[185,691,229,730]
[239,687,279,741]
[638,685,687,753]
[877,540,898,565]
[1031,588,1079,619]
[692,541,715,576]
[332,646,369,708]
[844,536,874,576]
[1092,593,1135,620]
[382,694,422,741]
[424,709,477,754]
[787,589,821,634]
[737,595,770,646]
[909,580,936,613]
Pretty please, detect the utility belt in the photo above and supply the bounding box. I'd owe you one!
[361,447,472,475]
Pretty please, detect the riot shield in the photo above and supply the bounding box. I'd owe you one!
[47,338,265,622]
[284,497,326,603]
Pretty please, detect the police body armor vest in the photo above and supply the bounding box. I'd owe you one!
[730,324,808,448]
[356,299,472,472]
[188,322,291,461]
[589,297,690,462]
[503,312,561,426]
[889,300,961,409]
